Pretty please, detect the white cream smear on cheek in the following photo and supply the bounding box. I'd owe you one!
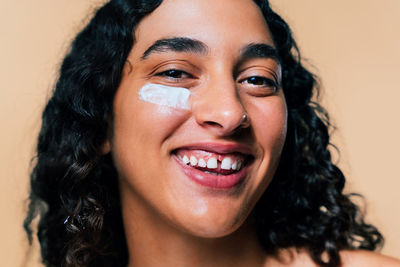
[139,83,191,110]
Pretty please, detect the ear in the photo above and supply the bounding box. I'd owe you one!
[101,140,111,155]
[101,117,113,155]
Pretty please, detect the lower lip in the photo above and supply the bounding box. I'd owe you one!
[173,155,250,189]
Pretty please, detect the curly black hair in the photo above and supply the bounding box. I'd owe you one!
[24,0,383,266]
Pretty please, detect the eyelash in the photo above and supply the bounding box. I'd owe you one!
[155,69,194,81]
[155,69,278,93]
[240,76,278,90]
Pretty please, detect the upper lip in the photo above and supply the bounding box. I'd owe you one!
[172,142,255,157]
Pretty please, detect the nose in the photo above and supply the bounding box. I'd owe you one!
[191,79,250,136]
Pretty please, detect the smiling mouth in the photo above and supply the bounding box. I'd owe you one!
[172,148,254,188]
[176,149,250,174]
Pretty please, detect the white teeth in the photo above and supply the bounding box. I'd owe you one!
[221,157,232,170]
[182,155,189,164]
[206,157,218,169]
[198,158,207,168]
[237,161,242,170]
[180,153,245,171]
[189,156,198,166]
[231,161,238,170]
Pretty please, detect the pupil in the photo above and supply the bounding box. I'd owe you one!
[168,70,180,78]
[250,77,263,85]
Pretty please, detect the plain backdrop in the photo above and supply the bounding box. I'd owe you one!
[1,0,399,266]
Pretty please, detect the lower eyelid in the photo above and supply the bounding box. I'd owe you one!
[238,82,278,97]
[246,88,277,97]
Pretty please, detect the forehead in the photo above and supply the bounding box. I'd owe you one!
[132,0,274,58]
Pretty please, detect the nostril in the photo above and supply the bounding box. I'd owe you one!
[204,121,222,127]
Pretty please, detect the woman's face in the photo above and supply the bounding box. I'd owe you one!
[110,0,287,237]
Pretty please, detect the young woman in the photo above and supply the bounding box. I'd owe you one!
[24,0,400,266]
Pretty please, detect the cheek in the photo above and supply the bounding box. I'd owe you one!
[113,86,190,145]
[117,103,188,140]
[244,96,287,199]
[249,96,288,151]
[111,85,190,176]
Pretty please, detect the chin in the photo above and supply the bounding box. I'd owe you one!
[179,217,246,239]
[166,195,256,239]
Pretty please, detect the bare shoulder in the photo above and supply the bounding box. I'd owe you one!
[263,249,400,267]
[340,250,400,267]
[262,248,319,267]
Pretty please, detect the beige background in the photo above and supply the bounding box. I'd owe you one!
[1,0,399,266]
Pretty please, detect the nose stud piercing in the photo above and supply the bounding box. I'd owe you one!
[240,113,249,126]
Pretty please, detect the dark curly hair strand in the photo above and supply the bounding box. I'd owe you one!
[24,0,383,266]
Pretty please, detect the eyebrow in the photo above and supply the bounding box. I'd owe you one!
[141,37,280,65]
[239,43,281,64]
[141,37,209,60]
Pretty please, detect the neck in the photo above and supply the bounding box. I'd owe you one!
[120,189,266,267]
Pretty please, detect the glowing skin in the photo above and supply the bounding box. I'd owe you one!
[139,83,191,110]
[104,0,400,266]
[108,0,287,266]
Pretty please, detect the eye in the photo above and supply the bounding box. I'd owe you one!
[241,76,277,89]
[238,75,280,97]
[155,69,193,80]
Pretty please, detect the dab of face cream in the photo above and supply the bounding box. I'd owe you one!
[139,83,191,110]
